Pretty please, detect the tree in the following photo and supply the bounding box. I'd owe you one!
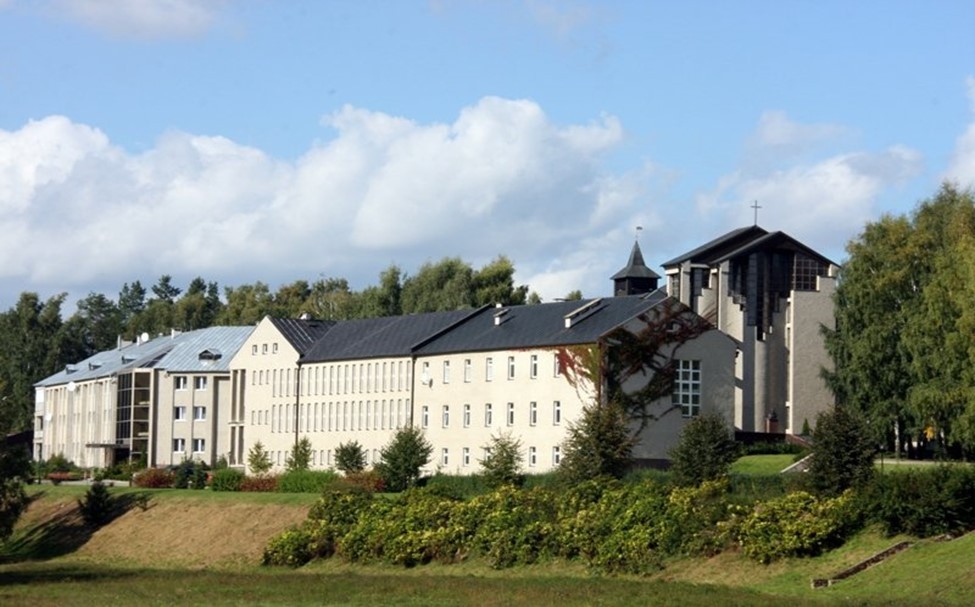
[285,437,313,472]
[558,400,635,483]
[401,257,474,313]
[480,432,524,489]
[218,282,275,325]
[248,441,273,475]
[150,274,182,303]
[472,256,528,307]
[78,480,114,526]
[669,413,738,486]
[0,442,31,542]
[375,426,432,492]
[334,440,366,475]
[806,406,876,497]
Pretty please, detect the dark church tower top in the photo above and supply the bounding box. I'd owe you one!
[612,240,660,296]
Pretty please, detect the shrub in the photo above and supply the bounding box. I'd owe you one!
[375,426,433,492]
[467,486,558,568]
[262,527,314,567]
[286,438,314,472]
[480,432,525,489]
[307,486,375,559]
[669,413,738,486]
[210,468,245,492]
[806,406,876,496]
[422,473,487,499]
[241,475,280,492]
[132,468,175,489]
[863,465,975,537]
[342,470,386,493]
[78,480,114,526]
[277,470,340,494]
[334,441,367,475]
[172,460,208,489]
[248,441,273,475]
[734,490,860,563]
[558,400,635,484]
[46,471,82,485]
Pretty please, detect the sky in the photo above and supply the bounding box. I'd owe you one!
[2,1,974,311]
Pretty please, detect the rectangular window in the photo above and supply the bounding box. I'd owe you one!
[441,448,449,467]
[506,402,515,426]
[422,405,429,428]
[484,403,493,427]
[530,354,538,379]
[175,376,188,390]
[443,361,450,384]
[193,406,206,421]
[194,376,207,391]
[553,353,561,377]
[192,438,205,453]
[173,438,185,452]
[251,345,257,355]
[485,357,494,382]
[442,405,450,428]
[464,359,472,383]
[528,446,537,467]
[507,356,515,380]
[421,361,430,385]
[672,359,702,418]
[262,343,268,354]
[463,403,471,427]
[553,445,561,465]
[174,406,186,421]
[272,343,278,354]
[553,401,561,425]
[462,447,470,466]
[529,401,537,426]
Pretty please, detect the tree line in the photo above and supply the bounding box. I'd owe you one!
[0,256,554,436]
[825,183,975,458]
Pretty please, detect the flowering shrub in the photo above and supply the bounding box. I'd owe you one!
[132,468,175,489]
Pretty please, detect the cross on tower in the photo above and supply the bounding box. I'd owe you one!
[751,200,762,226]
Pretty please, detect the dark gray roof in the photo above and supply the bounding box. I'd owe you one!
[413,292,670,356]
[269,317,336,355]
[611,241,661,280]
[300,309,477,363]
[662,226,768,267]
[713,231,839,267]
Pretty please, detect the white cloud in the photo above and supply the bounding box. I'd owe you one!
[944,76,975,188]
[51,0,225,39]
[0,98,647,304]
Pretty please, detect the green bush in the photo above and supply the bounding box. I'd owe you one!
[863,465,975,537]
[734,490,860,563]
[132,467,175,488]
[467,486,558,568]
[78,480,114,526]
[480,432,525,489]
[341,470,386,493]
[422,473,488,499]
[375,426,433,492]
[669,413,738,486]
[210,468,245,492]
[307,486,375,559]
[277,470,340,493]
[172,460,208,489]
[806,406,876,496]
[262,527,314,567]
[334,441,367,475]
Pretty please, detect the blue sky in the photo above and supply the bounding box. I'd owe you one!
[1,1,974,309]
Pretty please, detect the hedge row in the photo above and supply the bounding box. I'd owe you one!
[134,467,383,494]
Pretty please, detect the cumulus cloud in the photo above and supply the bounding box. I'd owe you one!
[0,98,647,305]
[50,0,225,39]
[944,76,975,188]
[698,112,923,259]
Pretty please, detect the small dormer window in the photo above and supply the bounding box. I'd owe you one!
[198,349,222,361]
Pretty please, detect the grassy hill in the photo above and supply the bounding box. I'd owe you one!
[1,484,972,606]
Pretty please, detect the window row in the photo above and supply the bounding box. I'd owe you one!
[421,401,562,428]
[173,406,207,421]
[250,361,413,398]
[256,399,411,434]
[174,376,208,391]
[440,445,561,468]
[251,342,280,355]
[172,438,205,453]
[425,353,563,385]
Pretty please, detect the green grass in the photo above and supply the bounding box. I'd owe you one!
[26,483,322,506]
[730,454,797,475]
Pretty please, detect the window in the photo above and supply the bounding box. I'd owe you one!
[272,343,278,354]
[672,359,702,418]
[506,402,515,426]
[441,448,449,466]
[262,343,268,354]
[462,447,470,466]
[485,403,493,426]
[193,406,206,421]
[528,446,537,467]
[464,359,472,382]
[251,345,257,355]
[175,376,188,390]
[194,376,207,391]
[529,401,537,426]
[530,354,538,379]
[553,445,561,465]
[485,357,494,382]
[553,353,561,377]
[463,403,471,427]
[192,438,205,453]
[442,405,450,428]
[668,273,680,299]
[173,438,185,452]
[421,361,431,385]
[422,405,429,428]
[174,406,186,421]
[553,401,562,425]
[443,361,450,384]
[507,356,515,380]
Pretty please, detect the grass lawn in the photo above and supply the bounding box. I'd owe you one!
[730,454,797,475]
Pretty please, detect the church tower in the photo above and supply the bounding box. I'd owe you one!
[612,240,660,296]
